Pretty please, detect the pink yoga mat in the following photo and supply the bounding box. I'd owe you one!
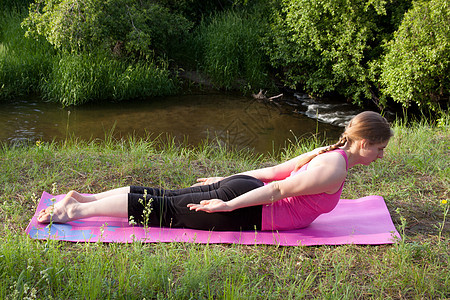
[26,192,401,246]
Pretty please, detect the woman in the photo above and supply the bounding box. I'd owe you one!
[38,111,393,231]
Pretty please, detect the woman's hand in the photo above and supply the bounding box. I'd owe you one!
[187,199,231,213]
[191,177,224,187]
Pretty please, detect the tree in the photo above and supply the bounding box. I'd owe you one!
[22,0,193,58]
[265,0,411,107]
[379,0,450,110]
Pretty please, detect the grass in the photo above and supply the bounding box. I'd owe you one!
[0,9,178,105]
[1,4,272,105]
[0,8,54,100]
[194,9,271,92]
[42,52,178,106]
[0,117,449,298]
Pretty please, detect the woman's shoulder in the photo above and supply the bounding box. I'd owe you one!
[308,150,348,174]
[289,149,348,194]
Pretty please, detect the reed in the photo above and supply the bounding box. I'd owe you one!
[1,0,34,11]
[0,117,448,298]
[0,7,178,105]
[41,52,178,106]
[0,9,54,101]
[195,9,270,92]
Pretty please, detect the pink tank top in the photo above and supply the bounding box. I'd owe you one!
[261,149,348,231]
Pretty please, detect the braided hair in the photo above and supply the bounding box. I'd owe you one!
[294,111,393,171]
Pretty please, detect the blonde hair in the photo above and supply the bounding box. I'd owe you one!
[294,111,393,170]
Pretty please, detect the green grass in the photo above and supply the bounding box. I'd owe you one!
[0,8,178,105]
[0,9,54,100]
[1,4,270,105]
[0,118,449,298]
[194,9,271,92]
[42,52,178,106]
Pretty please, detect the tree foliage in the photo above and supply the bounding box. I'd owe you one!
[21,0,193,58]
[379,0,450,110]
[4,0,450,110]
[266,0,413,106]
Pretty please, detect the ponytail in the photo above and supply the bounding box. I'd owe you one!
[294,136,348,171]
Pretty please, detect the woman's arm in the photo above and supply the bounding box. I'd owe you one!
[193,147,326,186]
[188,151,347,212]
[237,146,328,182]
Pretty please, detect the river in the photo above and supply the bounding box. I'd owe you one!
[0,93,361,153]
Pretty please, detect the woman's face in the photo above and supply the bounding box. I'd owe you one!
[359,139,390,165]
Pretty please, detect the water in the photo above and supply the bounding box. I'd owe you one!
[0,93,361,153]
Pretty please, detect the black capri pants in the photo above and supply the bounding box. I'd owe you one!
[128,175,264,231]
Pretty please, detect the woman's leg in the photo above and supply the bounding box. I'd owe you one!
[37,182,221,224]
[38,193,128,223]
[37,180,230,224]
[128,175,264,231]
[130,175,258,199]
[38,175,263,229]
[65,187,130,203]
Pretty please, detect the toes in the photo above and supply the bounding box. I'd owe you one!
[37,207,53,223]
[37,211,50,223]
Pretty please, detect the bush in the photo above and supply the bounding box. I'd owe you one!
[156,0,233,24]
[265,0,411,106]
[196,9,270,91]
[379,0,450,110]
[41,52,178,105]
[22,0,193,59]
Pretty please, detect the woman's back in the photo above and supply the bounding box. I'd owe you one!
[261,149,348,231]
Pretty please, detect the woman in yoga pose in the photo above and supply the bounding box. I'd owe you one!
[38,111,393,231]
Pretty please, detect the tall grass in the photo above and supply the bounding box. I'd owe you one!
[0,118,448,298]
[42,52,178,106]
[0,9,54,100]
[1,0,34,11]
[0,7,179,105]
[195,9,270,92]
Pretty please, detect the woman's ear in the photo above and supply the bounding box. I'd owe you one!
[359,139,369,149]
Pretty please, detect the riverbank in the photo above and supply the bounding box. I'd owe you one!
[3,1,449,111]
[0,117,448,298]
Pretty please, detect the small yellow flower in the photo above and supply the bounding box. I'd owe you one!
[36,140,42,147]
[442,199,448,205]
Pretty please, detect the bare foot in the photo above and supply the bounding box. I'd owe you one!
[66,190,95,203]
[37,196,80,223]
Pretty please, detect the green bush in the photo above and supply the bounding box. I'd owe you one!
[41,52,178,105]
[22,0,193,59]
[379,0,450,110]
[265,0,411,106]
[156,0,233,24]
[196,9,270,91]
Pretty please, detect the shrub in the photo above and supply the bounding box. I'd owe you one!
[265,0,411,106]
[379,0,450,110]
[22,0,193,59]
